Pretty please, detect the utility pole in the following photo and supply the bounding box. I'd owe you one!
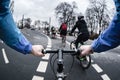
[49,17,51,31]
[22,15,24,29]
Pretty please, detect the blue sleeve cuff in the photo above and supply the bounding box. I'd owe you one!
[10,35,32,54]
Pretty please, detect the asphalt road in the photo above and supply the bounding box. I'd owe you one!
[0,28,120,80]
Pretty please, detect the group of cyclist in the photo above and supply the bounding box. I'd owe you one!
[43,15,89,48]
[44,26,57,38]
[1,0,120,66]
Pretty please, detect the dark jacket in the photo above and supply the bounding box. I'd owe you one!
[71,19,89,36]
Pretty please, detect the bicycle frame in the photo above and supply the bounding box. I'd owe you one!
[70,40,91,69]
[43,49,79,80]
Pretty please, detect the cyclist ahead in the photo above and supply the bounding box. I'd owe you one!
[59,22,67,43]
[51,26,56,38]
[70,15,89,48]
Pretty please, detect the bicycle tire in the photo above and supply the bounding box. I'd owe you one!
[76,42,91,69]
[79,55,91,69]
[61,36,66,47]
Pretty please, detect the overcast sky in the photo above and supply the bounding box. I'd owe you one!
[13,0,114,27]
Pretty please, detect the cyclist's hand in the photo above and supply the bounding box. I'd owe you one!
[31,45,45,57]
[80,45,93,56]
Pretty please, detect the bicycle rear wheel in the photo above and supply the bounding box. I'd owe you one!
[62,36,66,47]
[79,55,91,69]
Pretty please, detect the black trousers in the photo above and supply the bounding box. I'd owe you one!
[75,34,89,48]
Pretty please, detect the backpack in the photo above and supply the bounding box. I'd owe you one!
[61,23,67,30]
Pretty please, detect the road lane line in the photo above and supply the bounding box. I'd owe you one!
[66,41,70,45]
[34,36,41,39]
[32,75,44,80]
[2,48,9,64]
[22,31,30,36]
[34,34,51,80]
[0,40,3,43]
[101,74,111,80]
[91,59,94,63]
[42,54,50,60]
[92,64,103,73]
[117,55,120,57]
[36,61,48,73]
[43,34,51,59]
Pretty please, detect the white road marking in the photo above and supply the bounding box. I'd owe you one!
[36,61,48,73]
[34,36,41,39]
[92,64,103,73]
[100,52,106,55]
[32,75,44,80]
[117,55,120,57]
[33,34,52,80]
[0,40,3,43]
[91,59,94,63]
[66,41,70,45]
[101,74,111,80]
[2,48,9,64]
[42,54,50,60]
[22,31,30,36]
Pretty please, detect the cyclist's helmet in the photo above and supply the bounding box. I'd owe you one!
[78,15,84,20]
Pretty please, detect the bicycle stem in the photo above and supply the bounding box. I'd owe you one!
[57,49,64,73]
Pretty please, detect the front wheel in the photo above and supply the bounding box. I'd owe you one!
[77,55,91,69]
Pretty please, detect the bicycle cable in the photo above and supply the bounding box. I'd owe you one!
[64,53,75,76]
[50,53,57,76]
[50,53,75,79]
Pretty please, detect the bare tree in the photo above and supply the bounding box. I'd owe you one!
[86,8,96,34]
[24,18,32,28]
[34,20,41,29]
[17,17,32,29]
[42,21,49,28]
[86,0,111,35]
[55,2,77,29]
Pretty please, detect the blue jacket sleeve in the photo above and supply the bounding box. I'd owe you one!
[91,0,120,53]
[0,0,32,54]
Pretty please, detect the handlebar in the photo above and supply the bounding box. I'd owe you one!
[42,49,81,80]
[42,49,81,56]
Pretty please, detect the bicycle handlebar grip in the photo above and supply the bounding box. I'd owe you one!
[42,49,46,54]
[42,49,58,54]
